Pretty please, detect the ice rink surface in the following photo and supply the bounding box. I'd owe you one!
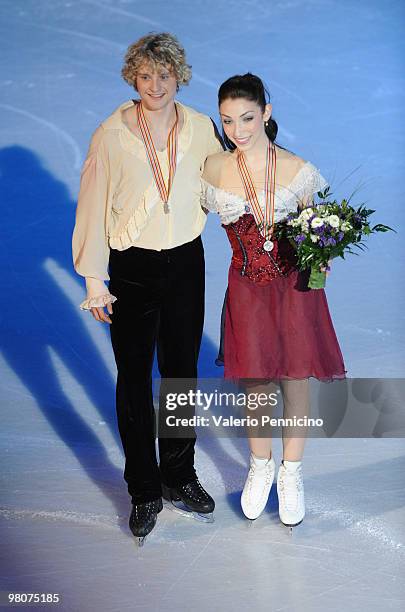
[0,0,404,610]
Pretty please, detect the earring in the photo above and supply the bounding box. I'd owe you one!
[265,120,269,127]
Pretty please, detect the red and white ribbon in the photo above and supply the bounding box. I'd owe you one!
[136,101,179,209]
[237,142,277,251]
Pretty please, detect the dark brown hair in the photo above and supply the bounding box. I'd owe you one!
[218,73,278,150]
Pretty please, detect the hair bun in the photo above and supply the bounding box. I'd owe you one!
[266,117,278,142]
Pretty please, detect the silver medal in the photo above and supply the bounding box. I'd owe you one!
[263,240,274,252]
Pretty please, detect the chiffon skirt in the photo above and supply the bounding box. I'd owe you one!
[223,265,346,381]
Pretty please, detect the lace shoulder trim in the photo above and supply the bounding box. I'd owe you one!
[285,161,328,202]
[201,178,246,225]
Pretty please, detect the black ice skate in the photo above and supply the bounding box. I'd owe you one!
[129,498,163,546]
[162,479,215,523]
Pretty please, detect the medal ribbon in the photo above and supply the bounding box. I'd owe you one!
[237,142,277,242]
[136,101,179,205]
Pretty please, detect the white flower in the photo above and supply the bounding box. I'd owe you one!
[289,218,300,227]
[340,221,352,232]
[299,208,313,221]
[310,234,320,243]
[311,217,324,228]
[327,215,340,228]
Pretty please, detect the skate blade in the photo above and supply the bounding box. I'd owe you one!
[192,511,214,524]
[134,535,146,547]
[281,518,304,534]
[165,499,215,523]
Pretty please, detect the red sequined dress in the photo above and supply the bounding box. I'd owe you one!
[202,162,346,381]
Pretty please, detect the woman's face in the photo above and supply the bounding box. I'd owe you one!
[219,97,272,151]
[135,62,178,111]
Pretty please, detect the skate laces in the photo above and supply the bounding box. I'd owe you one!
[132,499,161,522]
[247,457,274,490]
[182,479,209,502]
[279,466,303,511]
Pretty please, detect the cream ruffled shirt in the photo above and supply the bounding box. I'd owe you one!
[72,100,222,308]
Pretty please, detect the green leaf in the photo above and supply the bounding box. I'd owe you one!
[372,224,396,233]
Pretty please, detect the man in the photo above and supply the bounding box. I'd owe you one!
[72,32,223,545]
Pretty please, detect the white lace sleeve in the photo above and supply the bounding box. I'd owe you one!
[200,178,219,213]
[291,162,329,206]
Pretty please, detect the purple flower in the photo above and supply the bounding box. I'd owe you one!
[337,232,344,241]
[313,226,324,235]
[295,234,306,244]
[353,214,362,229]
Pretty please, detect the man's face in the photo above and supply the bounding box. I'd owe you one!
[135,63,178,111]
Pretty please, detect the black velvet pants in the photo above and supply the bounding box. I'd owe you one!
[109,236,205,504]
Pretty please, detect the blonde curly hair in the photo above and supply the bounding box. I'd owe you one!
[122,32,192,89]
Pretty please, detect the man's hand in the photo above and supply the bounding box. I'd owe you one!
[90,302,113,324]
[85,277,115,324]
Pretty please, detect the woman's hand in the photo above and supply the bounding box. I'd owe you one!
[320,260,332,277]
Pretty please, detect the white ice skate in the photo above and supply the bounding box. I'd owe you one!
[241,453,276,520]
[277,461,305,532]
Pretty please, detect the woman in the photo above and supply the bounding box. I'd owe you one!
[202,73,345,528]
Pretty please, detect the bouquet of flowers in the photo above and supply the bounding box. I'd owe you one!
[275,187,394,289]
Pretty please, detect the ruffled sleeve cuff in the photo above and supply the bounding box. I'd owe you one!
[79,293,117,311]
